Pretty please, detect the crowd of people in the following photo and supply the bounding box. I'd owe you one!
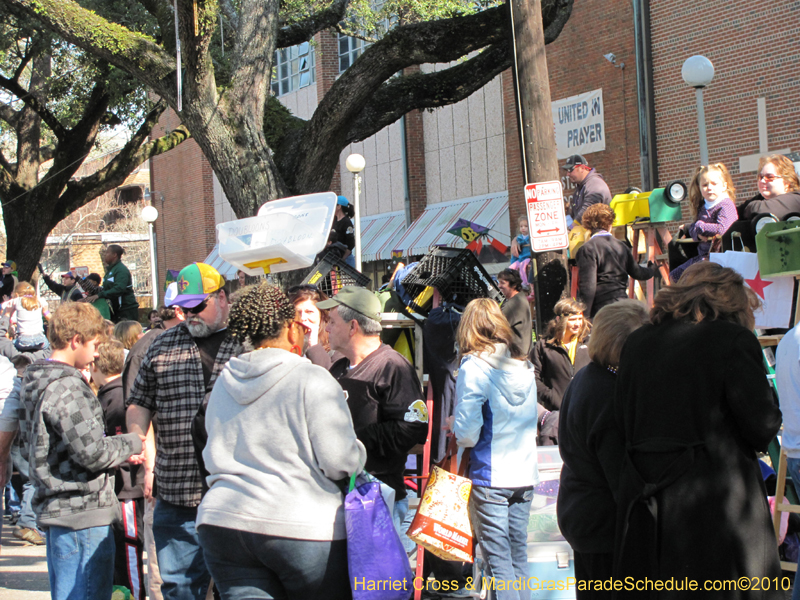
[0,153,799,600]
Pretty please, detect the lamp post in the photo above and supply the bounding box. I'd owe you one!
[141,205,159,309]
[345,153,366,272]
[681,55,715,165]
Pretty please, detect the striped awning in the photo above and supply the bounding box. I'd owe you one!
[203,245,239,281]
[391,192,510,258]
[361,210,407,262]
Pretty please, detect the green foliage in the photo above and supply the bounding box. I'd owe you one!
[339,0,502,41]
[262,95,303,154]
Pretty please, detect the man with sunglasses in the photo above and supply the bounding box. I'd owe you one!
[126,263,241,600]
[562,154,612,226]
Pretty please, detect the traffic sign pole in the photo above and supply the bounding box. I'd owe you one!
[525,180,568,337]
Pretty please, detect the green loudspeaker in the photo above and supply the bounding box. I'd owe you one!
[756,220,800,277]
[609,181,688,226]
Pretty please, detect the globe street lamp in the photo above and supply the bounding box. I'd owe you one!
[141,204,159,308]
[345,153,366,272]
[682,55,715,165]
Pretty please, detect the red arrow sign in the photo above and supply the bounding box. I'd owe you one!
[537,228,561,234]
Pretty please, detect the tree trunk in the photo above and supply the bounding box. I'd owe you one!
[510,0,567,330]
[5,193,59,281]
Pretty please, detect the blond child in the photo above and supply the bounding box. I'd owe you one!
[669,163,737,282]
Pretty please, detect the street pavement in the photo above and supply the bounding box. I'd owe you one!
[0,520,49,600]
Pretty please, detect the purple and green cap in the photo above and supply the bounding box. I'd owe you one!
[172,263,225,308]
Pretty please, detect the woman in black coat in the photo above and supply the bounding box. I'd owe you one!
[614,261,783,598]
[557,300,649,598]
[575,203,656,318]
[529,298,591,412]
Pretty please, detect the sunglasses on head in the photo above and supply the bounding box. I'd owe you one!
[288,284,319,294]
[186,299,209,315]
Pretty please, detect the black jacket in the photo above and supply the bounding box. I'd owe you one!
[529,338,590,410]
[500,292,532,357]
[570,169,612,224]
[614,319,782,594]
[576,234,654,318]
[98,378,143,499]
[557,362,623,553]
[42,275,83,303]
[739,190,800,220]
[330,344,427,499]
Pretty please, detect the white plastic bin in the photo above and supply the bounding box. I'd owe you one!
[217,192,337,275]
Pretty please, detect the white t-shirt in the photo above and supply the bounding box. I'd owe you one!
[14,297,45,337]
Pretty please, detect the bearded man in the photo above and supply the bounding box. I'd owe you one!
[126,263,241,600]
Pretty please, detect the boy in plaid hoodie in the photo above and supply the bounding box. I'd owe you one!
[19,303,144,600]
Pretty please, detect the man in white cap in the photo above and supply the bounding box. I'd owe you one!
[126,264,240,600]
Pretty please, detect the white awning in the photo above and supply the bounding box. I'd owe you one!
[390,192,510,258]
[361,210,407,262]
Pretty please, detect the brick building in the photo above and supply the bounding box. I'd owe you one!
[148,0,800,292]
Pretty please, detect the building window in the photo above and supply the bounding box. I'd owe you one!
[271,42,316,97]
[338,35,370,73]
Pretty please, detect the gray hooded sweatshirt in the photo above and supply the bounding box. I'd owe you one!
[197,349,366,541]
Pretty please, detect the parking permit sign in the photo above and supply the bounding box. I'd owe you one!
[525,180,568,252]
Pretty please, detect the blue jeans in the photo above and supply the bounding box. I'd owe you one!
[392,496,416,553]
[18,480,38,530]
[15,333,49,351]
[787,457,800,600]
[469,485,533,600]
[198,524,351,600]
[153,500,210,600]
[4,479,20,515]
[46,524,115,600]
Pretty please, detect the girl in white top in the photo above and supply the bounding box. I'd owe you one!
[7,282,49,351]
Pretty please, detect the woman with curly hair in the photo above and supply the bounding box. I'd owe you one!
[576,203,657,318]
[529,298,591,412]
[197,282,366,600]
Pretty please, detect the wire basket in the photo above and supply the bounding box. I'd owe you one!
[301,250,372,296]
[400,247,502,314]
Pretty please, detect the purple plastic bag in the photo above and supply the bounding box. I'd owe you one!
[345,481,413,600]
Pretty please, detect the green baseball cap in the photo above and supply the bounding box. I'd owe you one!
[317,286,381,322]
[173,262,225,308]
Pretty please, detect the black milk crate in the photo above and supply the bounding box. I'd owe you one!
[302,250,371,296]
[401,247,502,314]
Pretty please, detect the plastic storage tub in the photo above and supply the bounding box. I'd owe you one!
[217,192,337,275]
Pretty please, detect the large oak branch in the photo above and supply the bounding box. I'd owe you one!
[345,42,511,144]
[58,101,189,215]
[4,0,175,94]
[276,0,350,49]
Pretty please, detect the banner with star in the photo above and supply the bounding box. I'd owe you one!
[710,251,794,328]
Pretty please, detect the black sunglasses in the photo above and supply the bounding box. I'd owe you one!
[186,299,208,315]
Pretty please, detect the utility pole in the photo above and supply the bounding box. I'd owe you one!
[509,0,568,333]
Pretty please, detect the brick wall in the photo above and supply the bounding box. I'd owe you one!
[503,69,526,237]
[545,0,640,199]
[149,109,217,294]
[650,0,800,222]
[503,0,640,235]
[404,66,428,222]
[316,30,342,196]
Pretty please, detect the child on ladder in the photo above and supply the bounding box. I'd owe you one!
[510,215,532,288]
[669,162,737,283]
